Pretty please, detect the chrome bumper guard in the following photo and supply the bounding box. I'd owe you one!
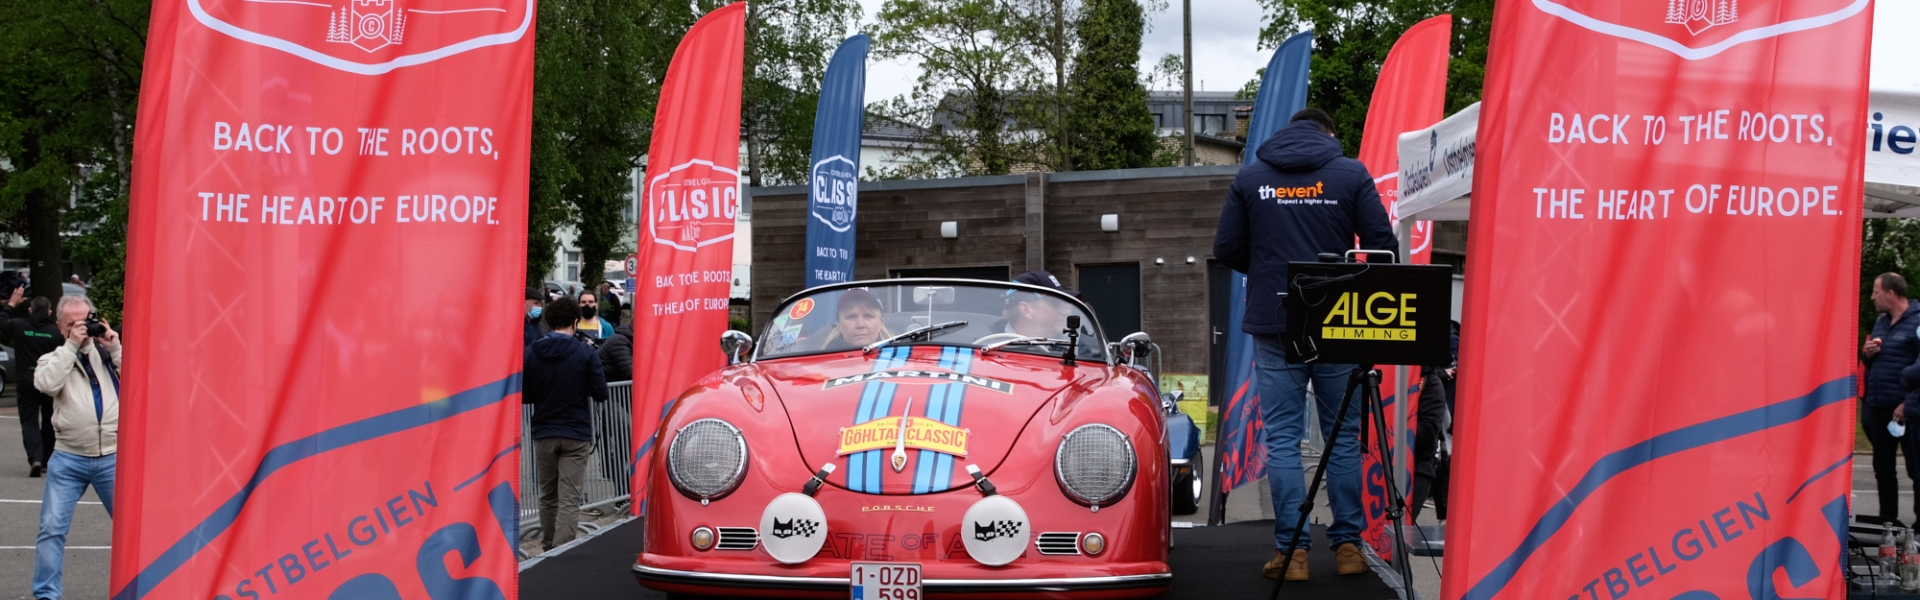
[633,564,1172,593]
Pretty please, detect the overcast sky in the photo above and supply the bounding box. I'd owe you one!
[855,0,1276,106]
[1875,0,1920,92]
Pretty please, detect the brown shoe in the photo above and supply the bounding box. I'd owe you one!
[1263,548,1310,580]
[1335,543,1367,575]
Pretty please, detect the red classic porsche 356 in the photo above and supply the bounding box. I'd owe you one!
[633,279,1202,599]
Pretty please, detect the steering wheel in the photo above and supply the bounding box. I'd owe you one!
[973,332,1029,346]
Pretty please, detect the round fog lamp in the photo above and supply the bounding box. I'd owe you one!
[691,526,716,551]
[1081,532,1107,556]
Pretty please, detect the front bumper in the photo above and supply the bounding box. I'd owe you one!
[633,563,1172,598]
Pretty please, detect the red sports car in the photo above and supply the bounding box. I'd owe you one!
[633,279,1179,599]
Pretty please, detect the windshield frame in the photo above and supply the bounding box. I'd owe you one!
[751,278,1110,363]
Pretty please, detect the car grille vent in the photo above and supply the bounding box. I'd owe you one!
[717,527,759,550]
[1036,532,1081,555]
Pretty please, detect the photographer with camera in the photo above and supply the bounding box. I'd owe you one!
[4,287,60,478]
[30,296,121,600]
[1214,108,1398,581]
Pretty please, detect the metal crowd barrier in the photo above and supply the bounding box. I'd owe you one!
[518,380,635,550]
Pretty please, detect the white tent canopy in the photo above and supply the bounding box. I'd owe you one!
[1397,2,1920,221]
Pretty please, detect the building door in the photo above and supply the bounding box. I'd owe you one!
[1077,264,1141,338]
[891,266,1011,281]
[1208,260,1231,408]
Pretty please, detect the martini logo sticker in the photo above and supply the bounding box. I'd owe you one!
[822,370,1013,393]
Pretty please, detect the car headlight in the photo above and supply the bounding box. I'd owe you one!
[668,418,748,502]
[1054,424,1136,507]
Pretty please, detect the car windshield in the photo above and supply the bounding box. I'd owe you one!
[756,280,1106,361]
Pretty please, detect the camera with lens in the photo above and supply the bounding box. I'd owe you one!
[85,311,107,338]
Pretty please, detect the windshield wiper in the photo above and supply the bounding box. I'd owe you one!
[864,320,968,353]
[980,336,1072,354]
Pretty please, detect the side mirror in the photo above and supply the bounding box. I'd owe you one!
[1119,332,1152,366]
[721,330,753,365]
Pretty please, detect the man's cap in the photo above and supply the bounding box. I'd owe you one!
[526,286,543,300]
[1013,271,1078,298]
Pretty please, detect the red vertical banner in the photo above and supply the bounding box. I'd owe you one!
[630,2,746,513]
[1445,1,1871,599]
[114,0,536,598]
[1354,14,1451,563]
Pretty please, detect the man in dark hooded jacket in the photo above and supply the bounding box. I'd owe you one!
[524,296,609,551]
[1213,108,1397,581]
[3,292,60,477]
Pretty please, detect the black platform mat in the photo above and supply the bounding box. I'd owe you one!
[519,518,1396,599]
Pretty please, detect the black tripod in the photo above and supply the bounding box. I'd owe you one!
[1268,367,1408,598]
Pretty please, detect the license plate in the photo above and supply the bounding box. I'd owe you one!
[850,561,921,600]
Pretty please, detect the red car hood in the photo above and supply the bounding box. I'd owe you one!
[755,345,1091,495]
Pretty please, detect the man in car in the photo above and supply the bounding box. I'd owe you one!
[1002,271,1076,339]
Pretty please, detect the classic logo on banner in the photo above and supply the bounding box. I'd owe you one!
[630,3,747,513]
[1352,14,1450,564]
[113,0,535,598]
[1445,0,1870,599]
[803,34,870,289]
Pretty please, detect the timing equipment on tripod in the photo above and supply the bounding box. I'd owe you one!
[1269,250,1453,599]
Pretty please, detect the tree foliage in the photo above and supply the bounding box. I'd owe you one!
[1065,0,1156,171]
[1861,219,1920,337]
[0,0,146,319]
[1255,0,1491,153]
[529,0,696,287]
[742,0,863,186]
[868,0,1055,177]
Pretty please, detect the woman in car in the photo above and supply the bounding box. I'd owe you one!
[818,288,892,350]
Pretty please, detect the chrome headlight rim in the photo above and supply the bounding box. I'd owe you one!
[667,418,749,502]
[1054,423,1138,507]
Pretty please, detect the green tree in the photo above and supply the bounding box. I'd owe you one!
[1256,0,1491,153]
[869,0,1051,177]
[742,0,862,186]
[0,0,146,319]
[1065,0,1156,170]
[1860,219,1920,337]
[529,0,696,287]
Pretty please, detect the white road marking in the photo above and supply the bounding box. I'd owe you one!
[0,499,103,505]
[0,546,109,550]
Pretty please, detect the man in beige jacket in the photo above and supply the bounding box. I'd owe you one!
[30,296,119,600]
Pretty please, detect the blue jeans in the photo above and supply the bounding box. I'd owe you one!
[1253,334,1363,551]
[35,451,115,600]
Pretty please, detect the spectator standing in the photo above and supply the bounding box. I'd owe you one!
[524,297,609,551]
[1864,272,1920,525]
[598,322,634,383]
[524,287,548,347]
[1213,108,1398,581]
[576,291,615,341]
[4,292,60,477]
[598,282,623,328]
[32,296,122,600]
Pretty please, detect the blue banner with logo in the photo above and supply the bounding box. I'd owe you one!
[1215,30,1312,499]
[804,34,869,288]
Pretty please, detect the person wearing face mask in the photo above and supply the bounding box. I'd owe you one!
[525,287,550,347]
[576,290,615,342]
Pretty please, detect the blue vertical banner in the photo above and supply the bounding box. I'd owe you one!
[804,34,870,288]
[1214,30,1312,502]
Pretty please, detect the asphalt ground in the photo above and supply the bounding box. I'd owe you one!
[0,384,1908,600]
